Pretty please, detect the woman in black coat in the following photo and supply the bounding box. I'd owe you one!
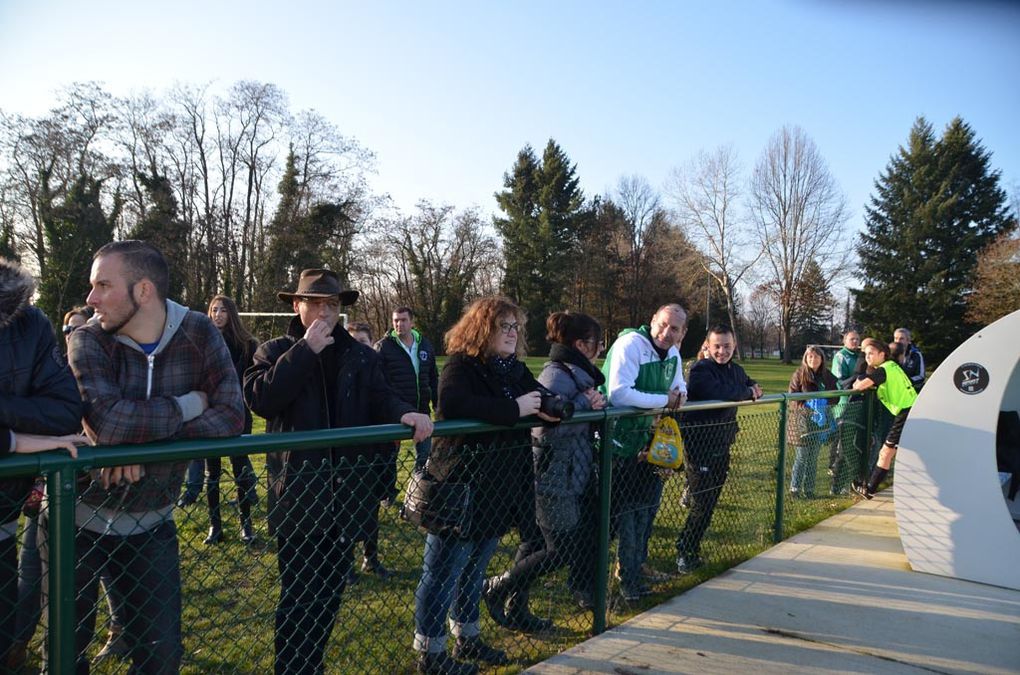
[412,296,555,675]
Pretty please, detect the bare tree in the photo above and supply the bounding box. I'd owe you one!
[749,126,850,362]
[614,175,664,327]
[667,145,760,357]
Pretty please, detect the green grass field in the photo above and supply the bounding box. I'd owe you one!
[45,357,870,674]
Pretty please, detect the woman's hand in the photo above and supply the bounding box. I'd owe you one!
[583,388,607,410]
[516,391,542,417]
[13,433,90,458]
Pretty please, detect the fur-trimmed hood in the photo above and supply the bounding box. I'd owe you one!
[0,258,36,330]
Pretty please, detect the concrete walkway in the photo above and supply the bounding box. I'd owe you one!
[528,493,1020,674]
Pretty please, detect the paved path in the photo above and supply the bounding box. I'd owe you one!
[528,493,1020,674]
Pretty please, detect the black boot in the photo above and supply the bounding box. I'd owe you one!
[204,485,223,544]
[451,636,509,665]
[482,573,512,627]
[416,650,478,675]
[239,499,255,545]
[503,588,553,633]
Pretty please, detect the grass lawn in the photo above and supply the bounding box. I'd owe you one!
[51,357,863,674]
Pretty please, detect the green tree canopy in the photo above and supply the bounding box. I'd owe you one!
[36,172,119,325]
[494,139,586,352]
[854,117,1012,363]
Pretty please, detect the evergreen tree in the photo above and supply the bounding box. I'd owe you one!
[791,259,834,354]
[855,117,1012,363]
[494,139,585,351]
[129,168,189,303]
[36,172,119,325]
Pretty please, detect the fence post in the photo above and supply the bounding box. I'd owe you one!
[47,464,77,674]
[773,395,788,544]
[593,413,614,635]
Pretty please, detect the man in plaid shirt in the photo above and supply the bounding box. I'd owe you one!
[61,240,244,673]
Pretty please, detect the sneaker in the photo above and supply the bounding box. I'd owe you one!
[417,650,478,675]
[851,480,873,500]
[92,628,129,664]
[826,467,835,477]
[639,563,670,582]
[676,553,704,575]
[361,556,391,579]
[451,636,509,665]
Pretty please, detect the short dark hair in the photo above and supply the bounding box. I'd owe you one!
[94,240,170,301]
[392,306,414,318]
[707,324,734,338]
[348,321,373,340]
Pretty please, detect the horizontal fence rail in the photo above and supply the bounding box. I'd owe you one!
[0,391,880,673]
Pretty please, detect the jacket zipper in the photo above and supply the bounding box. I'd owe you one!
[146,353,155,399]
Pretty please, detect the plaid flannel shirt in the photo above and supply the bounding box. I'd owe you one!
[68,300,244,513]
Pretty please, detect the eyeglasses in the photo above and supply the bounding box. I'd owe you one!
[498,321,520,335]
[299,298,340,310]
[585,338,606,349]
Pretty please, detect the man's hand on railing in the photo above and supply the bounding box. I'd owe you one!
[13,432,90,458]
[400,412,434,443]
[100,464,145,489]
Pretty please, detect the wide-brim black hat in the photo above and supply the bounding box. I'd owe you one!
[277,268,359,306]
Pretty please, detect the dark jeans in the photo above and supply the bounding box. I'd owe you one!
[1,534,17,657]
[14,516,41,644]
[274,526,353,675]
[676,446,731,558]
[612,457,660,588]
[40,519,182,675]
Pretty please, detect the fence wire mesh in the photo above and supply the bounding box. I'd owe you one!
[1,395,881,674]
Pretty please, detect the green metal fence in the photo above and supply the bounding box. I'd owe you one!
[0,391,876,673]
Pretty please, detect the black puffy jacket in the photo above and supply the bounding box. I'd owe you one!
[0,260,83,524]
[375,329,439,414]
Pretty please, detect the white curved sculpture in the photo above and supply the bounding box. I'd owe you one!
[896,308,1020,590]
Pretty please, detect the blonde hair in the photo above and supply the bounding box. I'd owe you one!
[444,296,527,359]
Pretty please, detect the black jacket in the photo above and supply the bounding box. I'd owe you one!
[426,353,539,540]
[681,358,757,451]
[243,317,414,537]
[0,260,82,524]
[375,329,439,414]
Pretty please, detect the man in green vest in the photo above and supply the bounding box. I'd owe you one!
[601,303,687,601]
[829,330,861,494]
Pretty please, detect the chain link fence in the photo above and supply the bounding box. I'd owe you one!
[0,392,878,673]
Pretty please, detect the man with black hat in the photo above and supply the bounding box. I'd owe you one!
[244,268,433,675]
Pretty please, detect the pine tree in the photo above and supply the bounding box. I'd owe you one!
[855,117,1012,363]
[494,140,585,351]
[791,259,834,353]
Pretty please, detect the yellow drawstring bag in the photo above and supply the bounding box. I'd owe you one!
[647,415,683,469]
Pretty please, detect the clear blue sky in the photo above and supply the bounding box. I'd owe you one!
[2,0,1018,231]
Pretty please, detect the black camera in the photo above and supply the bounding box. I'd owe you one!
[537,386,575,421]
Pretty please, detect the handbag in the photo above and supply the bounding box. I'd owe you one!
[401,469,471,536]
[647,415,684,469]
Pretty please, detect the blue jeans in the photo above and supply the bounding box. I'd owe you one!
[790,444,820,494]
[40,518,182,674]
[413,534,498,652]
